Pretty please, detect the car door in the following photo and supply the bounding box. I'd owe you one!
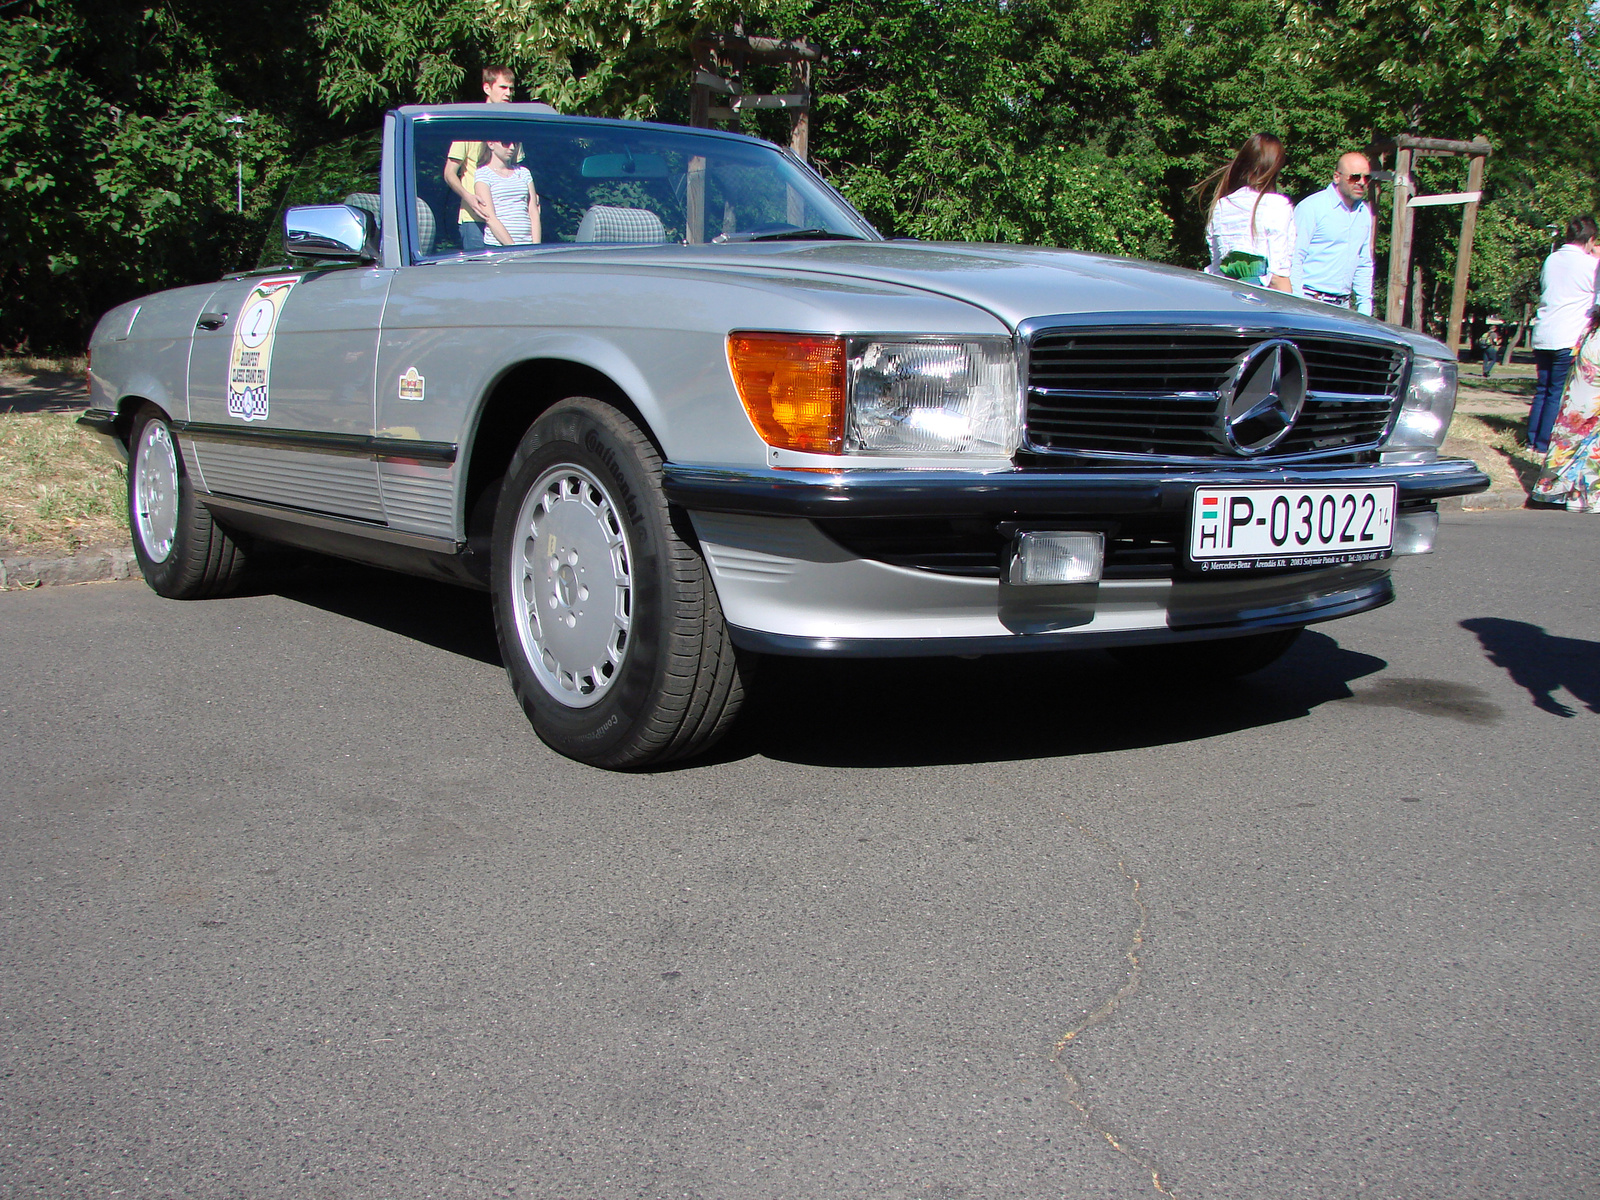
[185,265,391,522]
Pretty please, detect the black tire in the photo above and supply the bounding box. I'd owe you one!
[490,397,746,768]
[127,404,249,599]
[1106,628,1302,681]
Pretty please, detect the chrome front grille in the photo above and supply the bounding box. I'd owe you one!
[1025,328,1407,458]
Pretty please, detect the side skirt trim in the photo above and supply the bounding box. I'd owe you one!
[196,490,463,554]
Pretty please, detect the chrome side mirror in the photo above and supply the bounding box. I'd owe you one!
[283,204,378,263]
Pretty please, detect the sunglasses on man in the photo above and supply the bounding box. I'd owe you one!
[1342,173,1371,183]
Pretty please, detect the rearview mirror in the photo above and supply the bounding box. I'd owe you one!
[284,204,378,263]
[581,153,669,180]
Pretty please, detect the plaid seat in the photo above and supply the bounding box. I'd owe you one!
[575,204,669,244]
[345,192,437,255]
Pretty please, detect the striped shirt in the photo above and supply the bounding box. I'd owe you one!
[480,166,534,246]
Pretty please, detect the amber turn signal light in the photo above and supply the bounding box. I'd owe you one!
[727,332,846,454]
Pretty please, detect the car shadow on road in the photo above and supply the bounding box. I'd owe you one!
[260,553,502,667]
[1460,616,1600,718]
[709,629,1388,769]
[257,555,1392,767]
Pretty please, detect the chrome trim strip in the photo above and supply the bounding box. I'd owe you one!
[1014,311,1417,345]
[172,420,457,463]
[197,491,463,553]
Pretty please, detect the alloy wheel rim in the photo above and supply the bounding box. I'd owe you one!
[134,421,179,563]
[510,464,633,709]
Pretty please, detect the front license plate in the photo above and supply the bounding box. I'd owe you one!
[1189,484,1396,571]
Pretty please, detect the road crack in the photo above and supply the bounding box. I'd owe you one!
[1050,824,1177,1197]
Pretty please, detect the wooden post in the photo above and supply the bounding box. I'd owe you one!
[789,59,811,162]
[686,157,706,243]
[1385,147,1413,325]
[1446,152,1486,353]
[1411,265,1425,331]
[786,60,811,224]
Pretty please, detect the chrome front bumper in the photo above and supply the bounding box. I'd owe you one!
[663,456,1490,519]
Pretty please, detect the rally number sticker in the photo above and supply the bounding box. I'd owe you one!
[226,276,299,421]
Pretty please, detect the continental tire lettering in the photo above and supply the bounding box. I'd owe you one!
[583,429,643,525]
[577,712,620,740]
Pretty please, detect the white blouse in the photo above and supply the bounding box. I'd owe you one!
[1532,242,1599,350]
[1205,188,1295,285]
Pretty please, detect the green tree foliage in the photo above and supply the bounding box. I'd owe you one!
[487,0,751,118]
[315,0,497,116]
[7,0,1600,350]
[0,0,335,352]
[1469,164,1600,321]
[767,0,1176,255]
[1279,0,1600,326]
[313,0,752,118]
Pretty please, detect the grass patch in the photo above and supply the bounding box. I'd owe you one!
[0,355,88,377]
[0,411,128,554]
[1457,372,1534,400]
[1445,410,1544,493]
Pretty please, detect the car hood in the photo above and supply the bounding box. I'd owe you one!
[504,239,1450,358]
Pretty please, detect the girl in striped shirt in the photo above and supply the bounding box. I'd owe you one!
[475,140,541,247]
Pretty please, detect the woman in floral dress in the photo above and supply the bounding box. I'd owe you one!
[1532,315,1600,511]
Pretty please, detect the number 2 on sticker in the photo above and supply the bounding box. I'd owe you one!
[239,298,277,348]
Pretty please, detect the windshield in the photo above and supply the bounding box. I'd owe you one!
[408,117,875,257]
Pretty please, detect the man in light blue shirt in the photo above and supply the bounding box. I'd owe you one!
[1292,153,1374,315]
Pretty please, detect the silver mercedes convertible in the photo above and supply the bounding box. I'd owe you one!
[82,104,1489,767]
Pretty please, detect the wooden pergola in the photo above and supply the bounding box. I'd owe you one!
[1369,133,1493,351]
[688,30,820,162]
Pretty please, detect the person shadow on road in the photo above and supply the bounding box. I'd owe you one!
[1460,617,1600,717]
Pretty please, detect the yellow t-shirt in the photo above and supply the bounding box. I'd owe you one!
[447,141,487,225]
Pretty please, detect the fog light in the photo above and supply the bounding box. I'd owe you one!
[1009,531,1104,584]
[1392,509,1439,556]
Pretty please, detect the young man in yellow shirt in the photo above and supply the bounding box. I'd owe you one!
[443,66,516,252]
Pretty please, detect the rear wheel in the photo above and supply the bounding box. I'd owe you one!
[127,405,248,599]
[490,397,746,768]
[1106,628,1301,681]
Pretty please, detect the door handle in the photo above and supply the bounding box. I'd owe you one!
[196,311,229,330]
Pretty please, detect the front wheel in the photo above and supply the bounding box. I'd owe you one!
[127,405,248,599]
[1106,628,1302,681]
[490,397,746,768]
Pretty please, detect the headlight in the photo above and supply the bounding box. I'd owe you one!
[847,338,1020,455]
[728,332,1021,457]
[1385,355,1457,452]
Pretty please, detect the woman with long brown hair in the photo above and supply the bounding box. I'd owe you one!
[1196,133,1295,293]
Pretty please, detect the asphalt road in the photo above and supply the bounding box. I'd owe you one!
[2,510,1596,1199]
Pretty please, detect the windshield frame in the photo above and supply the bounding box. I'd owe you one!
[396,110,881,264]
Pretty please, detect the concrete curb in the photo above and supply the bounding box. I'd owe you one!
[0,546,137,589]
[1447,490,1531,511]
